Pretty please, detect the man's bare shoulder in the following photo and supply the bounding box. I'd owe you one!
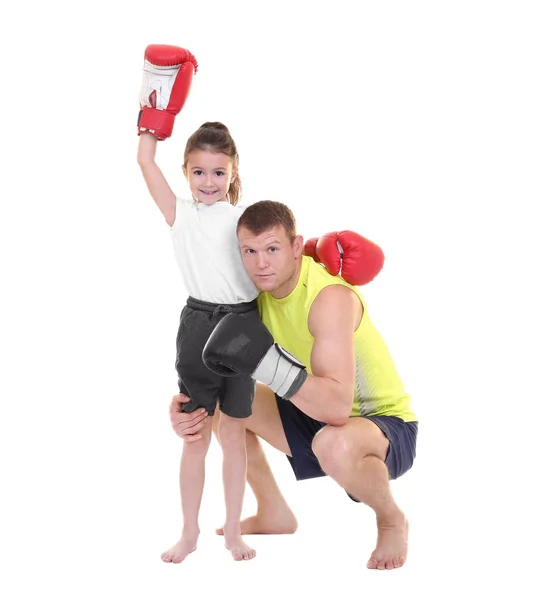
[309,284,362,335]
[313,283,361,307]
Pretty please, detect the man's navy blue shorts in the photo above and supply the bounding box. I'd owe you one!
[276,396,418,490]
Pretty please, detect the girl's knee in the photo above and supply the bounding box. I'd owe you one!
[217,412,246,447]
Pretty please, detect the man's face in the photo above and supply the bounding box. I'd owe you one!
[238,225,303,298]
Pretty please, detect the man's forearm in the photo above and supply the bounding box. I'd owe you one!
[289,375,352,426]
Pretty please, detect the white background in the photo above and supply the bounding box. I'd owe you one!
[1,0,550,598]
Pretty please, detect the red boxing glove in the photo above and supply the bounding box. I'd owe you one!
[303,231,385,286]
[137,44,198,140]
[303,237,320,262]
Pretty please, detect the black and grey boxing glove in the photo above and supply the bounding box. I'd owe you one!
[202,313,307,400]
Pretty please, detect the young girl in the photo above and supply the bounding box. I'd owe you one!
[137,122,259,562]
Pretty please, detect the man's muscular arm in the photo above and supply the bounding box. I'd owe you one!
[288,285,361,426]
[201,285,362,426]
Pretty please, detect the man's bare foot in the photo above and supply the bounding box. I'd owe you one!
[366,513,409,570]
[161,533,199,564]
[224,533,256,561]
[216,507,298,535]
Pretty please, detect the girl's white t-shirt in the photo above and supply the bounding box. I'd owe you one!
[169,197,258,304]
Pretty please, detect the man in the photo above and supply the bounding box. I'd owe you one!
[169,200,418,569]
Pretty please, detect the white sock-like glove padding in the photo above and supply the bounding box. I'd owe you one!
[252,344,307,400]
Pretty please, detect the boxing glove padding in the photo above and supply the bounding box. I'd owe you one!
[137,44,198,140]
[202,313,307,400]
[337,230,384,285]
[304,230,385,286]
[303,236,320,262]
[251,344,308,400]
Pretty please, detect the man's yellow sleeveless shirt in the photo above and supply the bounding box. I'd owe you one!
[257,256,416,421]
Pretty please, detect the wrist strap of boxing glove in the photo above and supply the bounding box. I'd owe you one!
[252,344,307,400]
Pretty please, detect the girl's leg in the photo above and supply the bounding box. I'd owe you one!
[161,416,213,563]
[218,412,256,561]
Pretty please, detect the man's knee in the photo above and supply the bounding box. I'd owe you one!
[311,426,354,473]
[311,421,388,473]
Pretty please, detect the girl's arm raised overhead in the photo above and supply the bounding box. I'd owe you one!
[137,133,177,227]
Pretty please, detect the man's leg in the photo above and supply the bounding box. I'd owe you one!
[213,383,298,535]
[311,418,409,570]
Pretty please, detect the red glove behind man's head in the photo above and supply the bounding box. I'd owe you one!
[303,231,384,286]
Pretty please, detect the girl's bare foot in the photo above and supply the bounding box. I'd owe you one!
[161,529,199,564]
[224,532,256,561]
